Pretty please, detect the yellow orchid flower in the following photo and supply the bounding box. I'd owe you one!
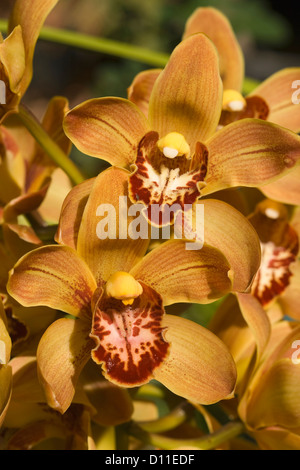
[211,295,300,450]
[182,7,300,206]
[209,198,300,389]
[0,0,59,122]
[7,166,239,415]
[64,33,300,227]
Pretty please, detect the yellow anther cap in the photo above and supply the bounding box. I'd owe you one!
[105,271,143,305]
[157,132,190,159]
[222,89,247,112]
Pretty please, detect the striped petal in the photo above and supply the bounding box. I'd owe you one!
[183,7,244,91]
[174,199,261,292]
[63,97,149,168]
[55,177,96,249]
[260,167,300,206]
[153,314,237,404]
[77,167,150,283]
[8,0,59,95]
[130,240,232,306]
[148,33,223,148]
[127,69,162,117]
[202,119,300,195]
[37,318,94,414]
[7,245,97,319]
[249,199,299,308]
[250,68,300,133]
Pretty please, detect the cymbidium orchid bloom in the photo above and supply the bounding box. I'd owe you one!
[208,198,300,388]
[64,33,300,227]
[181,7,300,207]
[247,199,300,320]
[211,310,300,450]
[5,166,253,415]
[0,0,59,122]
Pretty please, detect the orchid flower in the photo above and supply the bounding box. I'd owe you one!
[182,7,300,206]
[6,166,244,414]
[64,33,300,227]
[209,198,299,387]
[211,308,300,450]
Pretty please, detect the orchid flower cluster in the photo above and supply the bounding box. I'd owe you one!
[0,1,300,451]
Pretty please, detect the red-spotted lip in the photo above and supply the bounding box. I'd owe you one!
[90,281,169,387]
[251,241,297,307]
[128,132,208,227]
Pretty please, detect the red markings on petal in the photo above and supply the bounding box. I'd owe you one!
[249,201,299,307]
[90,282,169,387]
[129,132,207,226]
[251,241,297,306]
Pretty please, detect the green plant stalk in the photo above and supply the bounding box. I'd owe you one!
[0,19,169,68]
[137,403,193,433]
[17,105,85,186]
[130,420,246,450]
[0,19,259,92]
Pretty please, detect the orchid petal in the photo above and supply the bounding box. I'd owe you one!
[0,299,12,364]
[3,182,50,222]
[37,318,93,414]
[202,119,300,195]
[260,167,300,206]
[0,25,25,91]
[236,293,271,364]
[63,97,149,168]
[253,427,300,451]
[127,69,162,117]
[7,245,97,319]
[26,96,71,192]
[0,365,12,428]
[0,126,25,203]
[246,359,300,429]
[279,261,300,321]
[55,177,96,249]
[153,314,237,404]
[250,68,300,133]
[37,168,73,225]
[174,199,261,292]
[81,361,133,426]
[183,7,244,91]
[130,240,232,306]
[148,34,223,147]
[8,0,59,95]
[77,167,149,283]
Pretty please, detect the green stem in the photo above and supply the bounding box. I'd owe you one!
[138,403,194,433]
[0,19,169,68]
[0,19,259,92]
[129,420,246,450]
[17,105,85,185]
